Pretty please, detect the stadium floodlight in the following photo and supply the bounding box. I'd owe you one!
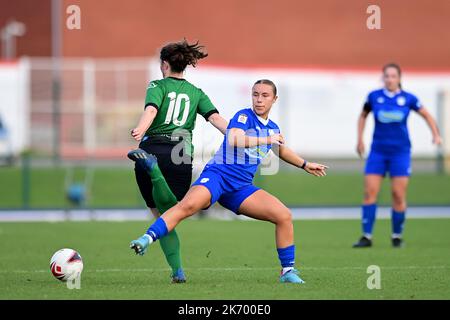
[0,20,26,59]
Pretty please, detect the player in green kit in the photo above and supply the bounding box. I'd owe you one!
[128,40,228,283]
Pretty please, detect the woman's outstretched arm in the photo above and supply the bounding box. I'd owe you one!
[275,144,328,177]
[227,128,285,148]
[207,113,229,134]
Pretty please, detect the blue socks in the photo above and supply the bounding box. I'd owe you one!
[146,217,169,241]
[362,203,377,237]
[277,245,295,268]
[391,209,405,237]
[361,205,406,238]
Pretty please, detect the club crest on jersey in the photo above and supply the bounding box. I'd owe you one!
[147,82,157,89]
[376,97,384,104]
[396,96,406,106]
[238,114,248,124]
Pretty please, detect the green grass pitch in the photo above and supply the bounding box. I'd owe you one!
[1,219,449,299]
[1,167,449,207]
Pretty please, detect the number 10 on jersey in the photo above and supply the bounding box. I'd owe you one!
[165,92,191,126]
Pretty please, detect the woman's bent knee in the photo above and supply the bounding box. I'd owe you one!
[275,209,292,225]
[177,199,198,217]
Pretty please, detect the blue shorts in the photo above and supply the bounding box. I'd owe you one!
[365,149,411,177]
[192,167,260,214]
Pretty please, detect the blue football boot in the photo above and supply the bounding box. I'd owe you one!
[171,268,187,283]
[130,234,152,256]
[127,148,158,172]
[279,268,305,284]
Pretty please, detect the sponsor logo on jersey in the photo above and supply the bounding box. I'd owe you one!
[377,110,406,123]
[245,145,270,160]
[238,114,248,124]
[376,97,385,104]
[200,178,209,183]
[396,96,406,106]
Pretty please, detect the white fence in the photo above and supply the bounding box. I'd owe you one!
[1,58,450,163]
[186,65,450,159]
[0,60,29,156]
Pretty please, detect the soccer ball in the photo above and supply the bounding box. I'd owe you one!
[50,248,83,282]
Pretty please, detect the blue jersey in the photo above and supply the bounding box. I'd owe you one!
[205,108,280,185]
[364,89,422,152]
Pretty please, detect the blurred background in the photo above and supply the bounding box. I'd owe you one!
[0,0,449,216]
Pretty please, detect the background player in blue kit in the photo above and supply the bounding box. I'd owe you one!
[128,79,329,283]
[353,63,442,248]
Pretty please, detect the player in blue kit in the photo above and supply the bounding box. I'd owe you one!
[128,79,328,283]
[353,63,442,248]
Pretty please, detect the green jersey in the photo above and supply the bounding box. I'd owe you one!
[144,77,218,156]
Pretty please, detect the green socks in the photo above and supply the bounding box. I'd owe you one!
[148,164,183,274]
[159,229,182,274]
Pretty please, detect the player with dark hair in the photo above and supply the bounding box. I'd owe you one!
[353,63,442,248]
[129,79,329,284]
[128,39,228,282]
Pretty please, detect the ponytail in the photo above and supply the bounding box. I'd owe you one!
[160,39,208,73]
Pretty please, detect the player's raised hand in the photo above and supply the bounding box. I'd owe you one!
[269,133,285,145]
[304,162,329,177]
[131,127,145,141]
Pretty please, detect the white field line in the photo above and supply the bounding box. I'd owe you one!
[2,265,449,274]
[1,206,450,222]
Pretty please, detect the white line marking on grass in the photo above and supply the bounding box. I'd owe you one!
[1,206,450,222]
[3,265,449,274]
